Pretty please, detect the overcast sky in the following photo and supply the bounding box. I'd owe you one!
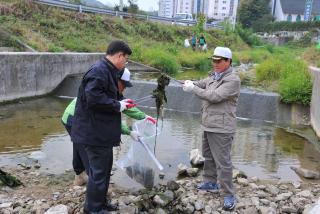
[97,0,159,11]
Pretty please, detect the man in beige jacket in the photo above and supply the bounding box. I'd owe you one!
[183,47,240,211]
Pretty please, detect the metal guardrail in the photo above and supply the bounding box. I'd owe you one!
[35,0,219,28]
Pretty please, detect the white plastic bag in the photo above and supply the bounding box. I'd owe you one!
[202,44,207,51]
[116,119,162,188]
[184,39,190,48]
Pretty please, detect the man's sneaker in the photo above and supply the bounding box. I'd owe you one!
[196,182,220,192]
[223,195,236,211]
[73,171,88,186]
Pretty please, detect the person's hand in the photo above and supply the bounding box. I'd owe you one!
[129,131,140,141]
[145,115,157,124]
[183,80,194,92]
[119,101,137,112]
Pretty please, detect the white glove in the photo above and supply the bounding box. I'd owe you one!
[183,80,194,92]
[119,101,128,112]
[119,100,136,112]
[130,131,140,141]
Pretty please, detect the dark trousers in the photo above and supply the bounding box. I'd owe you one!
[64,119,89,175]
[84,145,113,212]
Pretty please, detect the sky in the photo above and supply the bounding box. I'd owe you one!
[97,0,159,11]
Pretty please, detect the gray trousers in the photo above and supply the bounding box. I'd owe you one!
[202,131,234,196]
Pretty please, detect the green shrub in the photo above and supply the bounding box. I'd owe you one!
[256,56,312,105]
[195,58,211,71]
[48,44,64,52]
[143,48,179,75]
[279,70,312,105]
[256,56,283,81]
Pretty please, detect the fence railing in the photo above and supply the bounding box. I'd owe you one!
[35,0,220,28]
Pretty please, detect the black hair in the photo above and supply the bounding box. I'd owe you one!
[106,40,132,56]
[222,57,232,66]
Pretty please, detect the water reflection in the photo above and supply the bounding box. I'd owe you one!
[0,98,319,188]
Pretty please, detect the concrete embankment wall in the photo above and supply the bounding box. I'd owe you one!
[54,76,310,126]
[0,52,158,103]
[310,66,320,138]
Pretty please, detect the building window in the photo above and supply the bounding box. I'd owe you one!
[296,15,301,21]
[222,13,226,16]
[287,14,292,22]
[223,0,226,3]
[222,7,226,10]
[214,13,218,15]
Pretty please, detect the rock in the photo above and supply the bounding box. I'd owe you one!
[163,190,174,201]
[249,183,259,190]
[259,206,276,214]
[251,197,260,206]
[189,149,204,167]
[155,208,167,214]
[260,199,270,205]
[292,181,301,189]
[279,184,288,190]
[44,204,68,214]
[297,190,313,199]
[153,195,166,207]
[281,206,297,213]
[244,206,259,214]
[118,204,137,214]
[204,205,212,213]
[233,169,247,179]
[0,202,12,208]
[167,180,180,191]
[175,187,186,197]
[186,168,199,177]
[184,203,194,214]
[194,200,204,211]
[177,164,188,176]
[266,185,279,195]
[275,192,293,201]
[290,166,320,179]
[256,190,269,198]
[237,178,249,186]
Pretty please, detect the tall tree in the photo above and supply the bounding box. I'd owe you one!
[128,0,139,13]
[237,0,271,28]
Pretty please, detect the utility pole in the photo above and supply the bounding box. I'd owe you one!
[119,0,123,19]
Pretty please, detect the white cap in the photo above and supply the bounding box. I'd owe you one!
[121,68,133,87]
[211,47,232,60]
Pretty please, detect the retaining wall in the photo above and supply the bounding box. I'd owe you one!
[310,66,320,138]
[0,52,157,103]
[54,76,310,126]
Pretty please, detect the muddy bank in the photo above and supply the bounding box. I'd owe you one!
[0,162,320,214]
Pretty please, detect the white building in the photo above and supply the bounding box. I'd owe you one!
[270,0,320,22]
[158,0,178,18]
[158,0,238,22]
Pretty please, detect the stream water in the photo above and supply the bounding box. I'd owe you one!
[0,97,319,189]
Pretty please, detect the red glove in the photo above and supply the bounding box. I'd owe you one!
[123,99,134,104]
[146,115,157,124]
[126,103,137,109]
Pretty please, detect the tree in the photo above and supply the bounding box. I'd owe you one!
[237,0,271,28]
[128,0,139,14]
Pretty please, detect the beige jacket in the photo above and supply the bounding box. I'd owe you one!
[193,67,241,133]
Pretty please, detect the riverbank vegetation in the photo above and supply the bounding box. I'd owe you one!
[0,0,319,105]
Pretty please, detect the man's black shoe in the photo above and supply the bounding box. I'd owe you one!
[105,203,118,211]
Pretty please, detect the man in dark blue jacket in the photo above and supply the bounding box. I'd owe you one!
[71,40,134,214]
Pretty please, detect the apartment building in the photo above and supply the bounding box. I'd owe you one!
[158,0,238,21]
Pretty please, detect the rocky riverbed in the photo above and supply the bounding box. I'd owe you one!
[0,160,320,214]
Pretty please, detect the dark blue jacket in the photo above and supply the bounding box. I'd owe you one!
[71,58,122,147]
